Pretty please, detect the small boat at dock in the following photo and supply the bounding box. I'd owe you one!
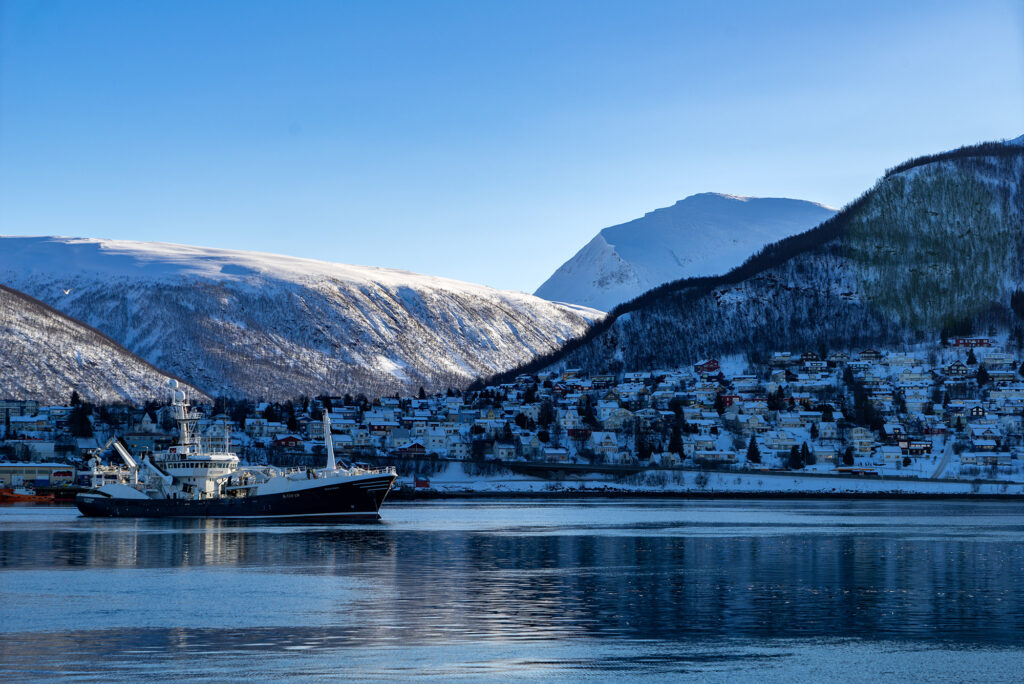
[0,487,56,504]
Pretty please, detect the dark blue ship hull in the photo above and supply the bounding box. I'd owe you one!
[75,473,396,520]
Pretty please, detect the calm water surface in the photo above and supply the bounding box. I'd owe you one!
[2,499,1024,681]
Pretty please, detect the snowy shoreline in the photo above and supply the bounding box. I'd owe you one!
[390,489,1024,501]
[391,462,1024,499]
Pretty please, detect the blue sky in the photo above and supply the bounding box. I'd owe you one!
[1,0,1022,292]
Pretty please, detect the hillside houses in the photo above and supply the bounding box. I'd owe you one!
[4,339,1024,481]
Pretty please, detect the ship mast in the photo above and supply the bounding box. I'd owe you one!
[323,411,337,471]
[169,380,200,449]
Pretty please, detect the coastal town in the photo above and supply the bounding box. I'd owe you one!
[4,337,1024,495]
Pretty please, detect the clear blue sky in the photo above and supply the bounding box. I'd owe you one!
[1,0,1022,293]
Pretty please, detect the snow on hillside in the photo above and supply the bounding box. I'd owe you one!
[0,284,204,403]
[535,193,836,311]
[0,237,603,399]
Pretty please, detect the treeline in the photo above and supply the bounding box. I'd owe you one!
[884,140,1023,177]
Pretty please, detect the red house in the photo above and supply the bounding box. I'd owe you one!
[391,441,426,458]
[694,359,720,375]
[954,337,991,348]
[567,428,592,441]
[273,435,303,449]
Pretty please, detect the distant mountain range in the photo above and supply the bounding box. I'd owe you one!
[483,138,1024,383]
[0,284,203,404]
[535,193,836,311]
[0,239,601,400]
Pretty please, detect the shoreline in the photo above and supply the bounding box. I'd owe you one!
[388,488,1024,502]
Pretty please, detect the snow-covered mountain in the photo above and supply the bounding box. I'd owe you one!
[535,193,836,311]
[486,141,1024,382]
[0,238,602,399]
[0,284,204,404]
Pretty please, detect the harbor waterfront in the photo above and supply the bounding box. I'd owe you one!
[3,500,1024,681]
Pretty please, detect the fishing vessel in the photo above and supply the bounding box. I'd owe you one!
[76,381,396,520]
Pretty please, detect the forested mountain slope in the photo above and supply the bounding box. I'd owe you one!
[0,284,204,403]
[0,240,601,399]
[485,141,1024,381]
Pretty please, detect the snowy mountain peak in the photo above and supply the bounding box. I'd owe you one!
[1007,134,1024,146]
[535,193,837,312]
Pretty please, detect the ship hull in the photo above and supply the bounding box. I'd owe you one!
[75,474,395,520]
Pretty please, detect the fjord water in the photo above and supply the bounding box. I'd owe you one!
[2,501,1024,681]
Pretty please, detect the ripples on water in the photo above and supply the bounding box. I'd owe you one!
[2,500,1024,681]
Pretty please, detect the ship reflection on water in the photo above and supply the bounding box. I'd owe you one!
[2,500,1024,680]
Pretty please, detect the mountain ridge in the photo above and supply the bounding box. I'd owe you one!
[0,237,602,400]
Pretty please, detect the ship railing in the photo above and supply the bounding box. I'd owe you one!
[275,465,396,478]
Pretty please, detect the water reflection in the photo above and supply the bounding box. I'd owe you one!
[0,518,395,570]
[2,501,1024,679]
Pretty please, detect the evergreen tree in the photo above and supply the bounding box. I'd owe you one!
[810,422,819,439]
[538,400,555,427]
[802,441,815,466]
[746,435,761,464]
[580,396,600,428]
[669,423,683,456]
[230,401,249,429]
[976,364,991,386]
[68,404,93,438]
[843,446,855,466]
[967,348,978,365]
[70,390,81,406]
[418,386,427,400]
[788,444,803,470]
[637,432,653,461]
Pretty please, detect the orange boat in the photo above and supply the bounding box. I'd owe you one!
[0,487,56,503]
